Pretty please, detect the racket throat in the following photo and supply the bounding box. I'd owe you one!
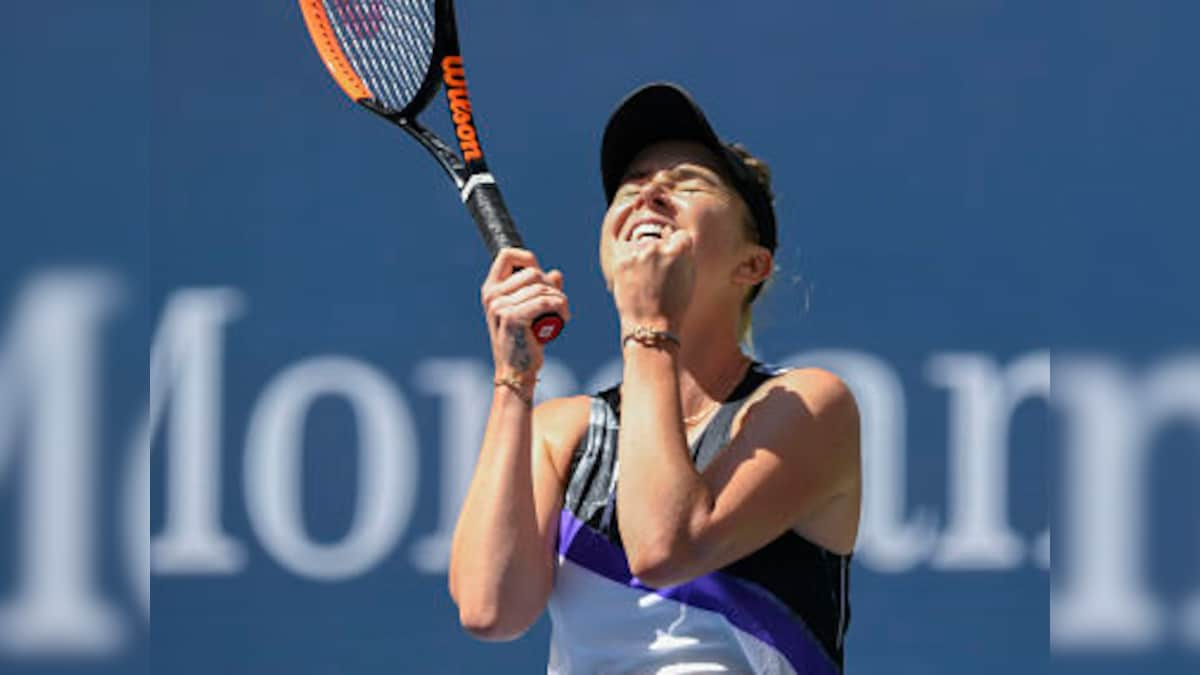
[460,173,496,203]
[386,114,470,189]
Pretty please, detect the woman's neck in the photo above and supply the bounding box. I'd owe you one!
[674,312,750,421]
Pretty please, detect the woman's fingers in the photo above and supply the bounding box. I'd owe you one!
[482,259,561,310]
[479,249,565,375]
[496,298,571,336]
[482,267,539,307]
[484,247,540,286]
[663,228,693,255]
[609,229,695,326]
[491,283,571,324]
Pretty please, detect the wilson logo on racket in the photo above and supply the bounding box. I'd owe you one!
[442,56,483,162]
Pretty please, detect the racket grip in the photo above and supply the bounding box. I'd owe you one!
[464,180,524,256]
[465,178,564,344]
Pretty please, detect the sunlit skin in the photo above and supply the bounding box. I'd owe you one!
[449,139,860,642]
[599,140,773,420]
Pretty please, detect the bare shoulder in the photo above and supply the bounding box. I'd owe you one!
[767,367,854,404]
[532,395,592,479]
[777,367,858,426]
[730,366,861,481]
[699,366,861,556]
[533,394,592,436]
[734,368,860,551]
[739,367,859,434]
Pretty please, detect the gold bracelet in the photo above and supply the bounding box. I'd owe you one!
[494,373,535,406]
[621,326,681,351]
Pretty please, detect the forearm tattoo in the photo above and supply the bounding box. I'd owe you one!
[507,325,533,372]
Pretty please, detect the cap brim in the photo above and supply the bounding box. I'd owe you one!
[601,83,727,201]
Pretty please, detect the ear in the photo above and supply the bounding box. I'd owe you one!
[732,246,773,289]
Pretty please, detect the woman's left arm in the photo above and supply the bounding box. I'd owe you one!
[616,360,860,588]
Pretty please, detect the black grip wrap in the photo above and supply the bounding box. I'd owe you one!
[464,180,524,257]
[463,178,564,343]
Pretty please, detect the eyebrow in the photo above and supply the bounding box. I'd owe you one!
[620,164,723,186]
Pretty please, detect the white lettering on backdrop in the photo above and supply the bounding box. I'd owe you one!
[4,274,1194,655]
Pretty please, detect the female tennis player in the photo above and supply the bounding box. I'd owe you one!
[449,82,861,674]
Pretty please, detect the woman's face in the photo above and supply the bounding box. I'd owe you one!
[599,140,754,294]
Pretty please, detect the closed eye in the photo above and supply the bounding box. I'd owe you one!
[614,184,643,202]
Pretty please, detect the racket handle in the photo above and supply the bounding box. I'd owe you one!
[465,178,565,344]
[464,179,524,255]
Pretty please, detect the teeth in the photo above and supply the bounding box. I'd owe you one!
[630,223,666,241]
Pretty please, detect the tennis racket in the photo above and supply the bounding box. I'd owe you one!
[299,0,564,343]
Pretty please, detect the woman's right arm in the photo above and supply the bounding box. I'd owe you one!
[448,248,585,641]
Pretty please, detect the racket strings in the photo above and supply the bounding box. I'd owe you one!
[323,0,436,111]
[331,0,415,105]
[385,4,436,96]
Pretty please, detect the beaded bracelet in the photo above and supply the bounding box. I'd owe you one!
[621,326,681,351]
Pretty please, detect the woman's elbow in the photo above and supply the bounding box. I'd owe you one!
[450,575,548,642]
[457,603,535,642]
[627,544,698,589]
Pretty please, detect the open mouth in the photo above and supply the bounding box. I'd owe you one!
[626,221,672,242]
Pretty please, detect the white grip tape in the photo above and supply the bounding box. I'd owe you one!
[460,173,497,203]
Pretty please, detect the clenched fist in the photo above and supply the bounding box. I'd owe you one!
[610,228,695,333]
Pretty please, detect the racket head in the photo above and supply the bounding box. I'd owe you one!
[298,0,447,117]
[299,0,561,341]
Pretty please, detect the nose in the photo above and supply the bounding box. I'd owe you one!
[634,175,673,212]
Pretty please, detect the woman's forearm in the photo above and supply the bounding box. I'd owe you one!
[615,347,715,585]
[449,387,552,639]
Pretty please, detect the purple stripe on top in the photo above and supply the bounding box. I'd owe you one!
[556,510,839,675]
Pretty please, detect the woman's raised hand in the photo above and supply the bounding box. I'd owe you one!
[481,248,571,380]
[611,228,695,333]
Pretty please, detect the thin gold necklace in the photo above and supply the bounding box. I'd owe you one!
[683,357,750,427]
[682,400,721,427]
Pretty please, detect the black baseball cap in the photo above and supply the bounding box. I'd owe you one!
[601,82,777,253]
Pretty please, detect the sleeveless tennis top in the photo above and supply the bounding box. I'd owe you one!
[546,362,851,674]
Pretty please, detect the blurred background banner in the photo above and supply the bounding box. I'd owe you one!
[0,1,150,674]
[1,1,1196,674]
